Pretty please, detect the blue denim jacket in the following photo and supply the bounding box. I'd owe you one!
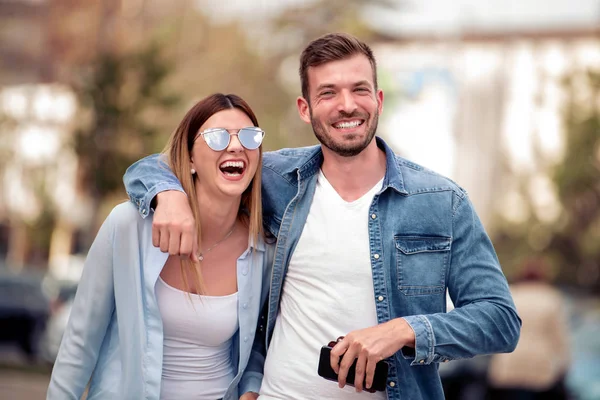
[124,137,521,400]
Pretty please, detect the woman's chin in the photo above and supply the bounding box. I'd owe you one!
[216,181,251,199]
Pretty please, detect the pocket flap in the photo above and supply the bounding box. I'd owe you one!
[395,236,451,255]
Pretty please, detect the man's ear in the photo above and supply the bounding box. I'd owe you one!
[376,89,384,115]
[296,96,312,124]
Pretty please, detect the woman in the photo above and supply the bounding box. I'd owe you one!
[47,93,272,400]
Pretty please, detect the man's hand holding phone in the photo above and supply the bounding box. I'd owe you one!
[329,318,416,392]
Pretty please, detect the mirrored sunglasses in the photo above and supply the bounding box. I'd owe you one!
[196,127,265,151]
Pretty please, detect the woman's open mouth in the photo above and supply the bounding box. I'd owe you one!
[219,160,246,180]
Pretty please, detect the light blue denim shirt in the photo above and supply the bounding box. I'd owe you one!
[124,137,521,400]
[47,202,272,400]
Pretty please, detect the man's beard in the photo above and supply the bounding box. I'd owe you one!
[310,109,379,157]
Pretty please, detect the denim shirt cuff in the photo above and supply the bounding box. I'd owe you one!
[400,315,435,365]
[128,182,186,219]
[239,372,263,396]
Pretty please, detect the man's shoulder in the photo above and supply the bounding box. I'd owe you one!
[393,155,466,198]
[263,145,321,173]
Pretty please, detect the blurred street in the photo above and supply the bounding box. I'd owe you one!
[0,345,50,400]
[0,370,49,400]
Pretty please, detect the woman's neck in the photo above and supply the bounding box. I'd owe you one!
[195,186,241,243]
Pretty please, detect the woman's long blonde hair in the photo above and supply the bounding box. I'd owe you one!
[161,93,263,294]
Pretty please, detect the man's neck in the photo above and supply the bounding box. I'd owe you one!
[320,139,387,202]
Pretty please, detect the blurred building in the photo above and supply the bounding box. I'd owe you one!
[374,26,600,226]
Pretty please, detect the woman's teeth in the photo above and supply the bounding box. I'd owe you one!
[219,161,245,176]
[220,161,244,169]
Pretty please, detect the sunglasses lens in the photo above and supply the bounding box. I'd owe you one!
[203,129,230,151]
[238,128,264,150]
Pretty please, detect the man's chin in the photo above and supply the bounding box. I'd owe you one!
[326,142,370,157]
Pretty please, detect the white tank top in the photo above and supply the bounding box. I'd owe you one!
[156,276,238,400]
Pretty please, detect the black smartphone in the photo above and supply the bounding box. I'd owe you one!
[317,345,389,392]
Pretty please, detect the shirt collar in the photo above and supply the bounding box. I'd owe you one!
[295,136,408,195]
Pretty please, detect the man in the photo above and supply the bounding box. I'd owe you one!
[124,33,521,399]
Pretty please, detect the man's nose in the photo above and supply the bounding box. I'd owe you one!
[338,90,358,114]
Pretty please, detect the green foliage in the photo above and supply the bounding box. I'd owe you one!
[493,68,600,292]
[72,41,179,199]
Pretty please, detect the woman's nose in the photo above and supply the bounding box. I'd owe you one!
[227,133,243,153]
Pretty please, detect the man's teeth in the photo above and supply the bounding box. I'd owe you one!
[334,120,361,129]
[220,161,244,169]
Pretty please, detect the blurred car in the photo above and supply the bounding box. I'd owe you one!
[40,281,77,364]
[0,271,52,361]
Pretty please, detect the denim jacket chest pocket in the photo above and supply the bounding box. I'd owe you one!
[395,235,452,296]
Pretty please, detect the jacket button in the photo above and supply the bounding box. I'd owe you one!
[371,214,377,219]
[378,296,384,301]
[389,381,396,387]
[373,254,380,259]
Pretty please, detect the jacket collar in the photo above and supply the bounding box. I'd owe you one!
[294,136,408,195]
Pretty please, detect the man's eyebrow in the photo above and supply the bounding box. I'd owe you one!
[315,83,336,92]
[353,80,372,88]
[316,81,373,91]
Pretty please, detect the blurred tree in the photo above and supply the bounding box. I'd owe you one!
[72,41,179,245]
[271,0,398,47]
[493,69,600,293]
[548,70,600,292]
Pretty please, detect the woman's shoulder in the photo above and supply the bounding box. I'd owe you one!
[105,201,147,230]
[109,201,141,219]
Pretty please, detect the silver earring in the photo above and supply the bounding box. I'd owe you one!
[191,168,196,175]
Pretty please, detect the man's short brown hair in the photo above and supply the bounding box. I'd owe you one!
[299,33,378,101]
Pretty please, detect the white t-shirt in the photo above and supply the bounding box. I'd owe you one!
[259,170,386,400]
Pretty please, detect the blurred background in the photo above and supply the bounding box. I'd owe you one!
[0,0,599,399]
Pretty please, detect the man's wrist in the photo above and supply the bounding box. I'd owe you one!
[391,317,416,349]
[155,189,187,207]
